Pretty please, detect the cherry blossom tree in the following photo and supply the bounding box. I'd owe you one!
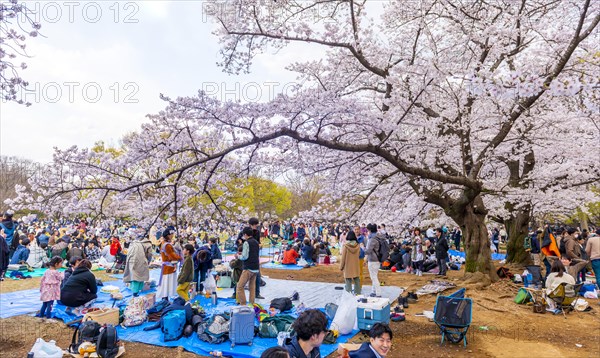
[0,0,41,106]
[9,0,600,278]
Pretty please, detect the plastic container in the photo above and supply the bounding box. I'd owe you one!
[356,297,390,330]
[30,338,63,358]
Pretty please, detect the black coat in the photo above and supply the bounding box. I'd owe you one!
[435,236,449,260]
[60,266,98,307]
[0,236,9,273]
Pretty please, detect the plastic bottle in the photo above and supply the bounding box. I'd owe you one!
[522,270,530,287]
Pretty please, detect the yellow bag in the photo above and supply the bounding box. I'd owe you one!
[83,307,120,326]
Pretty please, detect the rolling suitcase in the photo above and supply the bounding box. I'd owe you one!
[229,305,255,348]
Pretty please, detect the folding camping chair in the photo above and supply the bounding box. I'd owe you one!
[546,282,583,318]
[433,288,472,347]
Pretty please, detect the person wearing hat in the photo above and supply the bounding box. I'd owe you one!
[10,236,31,264]
[157,229,181,301]
[123,234,153,297]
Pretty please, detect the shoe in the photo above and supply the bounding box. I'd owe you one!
[390,312,406,322]
[369,293,377,297]
[229,294,237,299]
[255,295,265,299]
[290,291,300,301]
[407,292,419,303]
[394,305,404,314]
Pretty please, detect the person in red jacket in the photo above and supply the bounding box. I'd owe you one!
[282,245,299,265]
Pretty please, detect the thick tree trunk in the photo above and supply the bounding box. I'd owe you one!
[447,195,498,280]
[505,210,531,265]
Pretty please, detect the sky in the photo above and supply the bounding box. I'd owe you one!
[0,1,321,163]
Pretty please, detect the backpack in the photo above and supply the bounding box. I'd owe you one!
[161,310,186,342]
[258,315,296,338]
[69,320,101,353]
[122,296,147,327]
[197,314,230,344]
[377,237,390,262]
[96,324,119,358]
[110,241,121,256]
[270,297,293,312]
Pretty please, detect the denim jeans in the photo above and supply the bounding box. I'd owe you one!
[255,270,261,296]
[591,259,600,289]
[437,258,447,276]
[39,300,54,318]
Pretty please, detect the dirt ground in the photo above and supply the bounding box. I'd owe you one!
[1,263,599,358]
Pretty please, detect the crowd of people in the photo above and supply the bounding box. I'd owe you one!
[2,208,598,357]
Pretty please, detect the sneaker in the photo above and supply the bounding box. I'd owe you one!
[407,292,419,303]
[255,295,265,300]
[390,312,406,322]
[394,305,404,314]
[369,293,377,297]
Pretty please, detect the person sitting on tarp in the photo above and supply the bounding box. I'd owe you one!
[60,259,98,311]
[10,237,31,264]
[283,309,328,358]
[301,238,314,265]
[349,322,393,358]
[282,245,300,265]
[27,239,50,268]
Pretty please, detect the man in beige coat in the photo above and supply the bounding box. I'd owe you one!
[340,231,361,295]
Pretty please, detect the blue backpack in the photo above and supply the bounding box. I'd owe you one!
[161,310,186,342]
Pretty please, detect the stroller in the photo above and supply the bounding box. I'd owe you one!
[433,288,473,347]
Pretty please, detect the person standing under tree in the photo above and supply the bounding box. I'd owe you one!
[340,230,361,295]
[123,235,153,297]
[236,227,260,305]
[365,224,383,297]
[157,229,181,301]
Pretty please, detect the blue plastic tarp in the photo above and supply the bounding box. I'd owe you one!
[448,249,506,261]
[261,262,305,270]
[0,278,358,358]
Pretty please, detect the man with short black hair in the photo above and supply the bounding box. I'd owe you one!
[434,228,449,277]
[236,227,260,305]
[284,309,328,358]
[349,322,393,357]
[247,217,265,299]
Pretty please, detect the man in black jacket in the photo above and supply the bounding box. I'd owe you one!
[235,227,260,305]
[435,228,449,277]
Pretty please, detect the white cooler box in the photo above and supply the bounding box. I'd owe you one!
[357,297,391,330]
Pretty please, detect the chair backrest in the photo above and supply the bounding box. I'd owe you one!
[434,296,473,327]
